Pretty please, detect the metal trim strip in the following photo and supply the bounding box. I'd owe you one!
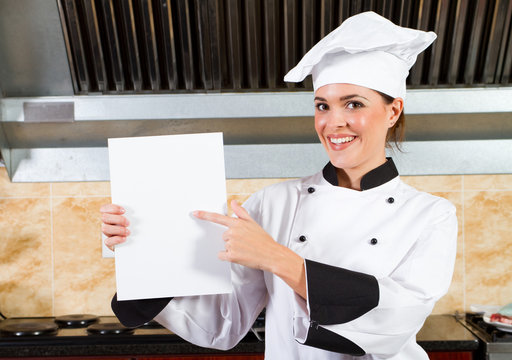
[6,139,512,182]
[2,88,512,122]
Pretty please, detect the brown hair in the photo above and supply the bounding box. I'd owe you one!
[377,91,405,150]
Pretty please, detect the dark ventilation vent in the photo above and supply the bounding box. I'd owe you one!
[58,0,512,94]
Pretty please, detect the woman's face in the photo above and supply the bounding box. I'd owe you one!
[314,83,402,175]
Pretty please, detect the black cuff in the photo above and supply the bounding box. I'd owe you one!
[306,259,379,325]
[304,323,365,355]
[111,293,173,328]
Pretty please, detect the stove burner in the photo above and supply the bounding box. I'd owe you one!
[55,314,99,328]
[0,321,58,337]
[140,320,164,329]
[87,322,134,335]
[465,313,512,342]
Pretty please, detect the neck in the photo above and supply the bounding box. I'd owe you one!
[336,168,363,190]
[336,157,387,191]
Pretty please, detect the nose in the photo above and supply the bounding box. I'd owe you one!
[326,108,348,128]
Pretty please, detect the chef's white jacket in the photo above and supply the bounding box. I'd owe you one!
[112,159,458,360]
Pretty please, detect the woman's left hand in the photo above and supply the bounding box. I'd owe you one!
[192,200,280,272]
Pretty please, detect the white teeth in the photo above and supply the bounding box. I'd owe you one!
[330,136,355,144]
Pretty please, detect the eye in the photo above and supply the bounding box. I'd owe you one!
[346,101,363,110]
[315,103,329,111]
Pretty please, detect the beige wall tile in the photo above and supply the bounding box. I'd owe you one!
[226,178,292,194]
[0,167,50,198]
[430,192,464,314]
[401,175,462,192]
[464,174,512,191]
[0,198,52,316]
[53,197,115,316]
[465,191,512,308]
[2,171,512,317]
[52,182,111,197]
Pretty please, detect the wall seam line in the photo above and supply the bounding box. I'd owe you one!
[50,184,55,316]
[461,175,466,313]
[51,195,111,198]
[0,196,50,199]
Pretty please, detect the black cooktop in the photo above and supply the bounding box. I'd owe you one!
[464,313,512,343]
[0,315,176,342]
[0,315,264,358]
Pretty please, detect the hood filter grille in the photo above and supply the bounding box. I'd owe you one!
[58,0,512,94]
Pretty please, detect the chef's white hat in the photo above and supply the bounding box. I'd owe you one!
[284,11,436,99]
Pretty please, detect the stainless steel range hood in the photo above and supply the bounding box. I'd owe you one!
[1,0,512,182]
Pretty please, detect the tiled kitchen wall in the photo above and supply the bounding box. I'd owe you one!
[0,166,511,317]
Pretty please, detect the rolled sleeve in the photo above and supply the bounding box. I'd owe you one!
[111,293,173,328]
[306,259,379,325]
[293,260,378,355]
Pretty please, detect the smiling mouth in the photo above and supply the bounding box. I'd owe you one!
[329,136,356,145]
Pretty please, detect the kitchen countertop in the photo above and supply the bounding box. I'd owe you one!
[0,315,479,358]
[416,315,480,352]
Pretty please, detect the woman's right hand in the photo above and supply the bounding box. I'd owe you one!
[100,204,130,251]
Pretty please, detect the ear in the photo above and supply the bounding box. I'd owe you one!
[388,97,404,128]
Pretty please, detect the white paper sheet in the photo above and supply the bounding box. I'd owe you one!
[108,132,232,300]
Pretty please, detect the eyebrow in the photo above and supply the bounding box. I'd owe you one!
[314,94,369,102]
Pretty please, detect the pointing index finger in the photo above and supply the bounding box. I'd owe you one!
[193,210,234,227]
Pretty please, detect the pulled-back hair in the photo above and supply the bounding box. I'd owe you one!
[376,91,405,150]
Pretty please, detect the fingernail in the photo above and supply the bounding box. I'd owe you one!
[126,229,130,235]
[120,207,126,213]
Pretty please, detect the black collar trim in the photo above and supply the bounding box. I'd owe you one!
[322,158,399,191]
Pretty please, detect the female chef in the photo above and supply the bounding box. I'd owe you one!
[101,11,457,360]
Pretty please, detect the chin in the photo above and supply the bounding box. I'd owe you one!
[322,141,361,171]
[327,153,358,170]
